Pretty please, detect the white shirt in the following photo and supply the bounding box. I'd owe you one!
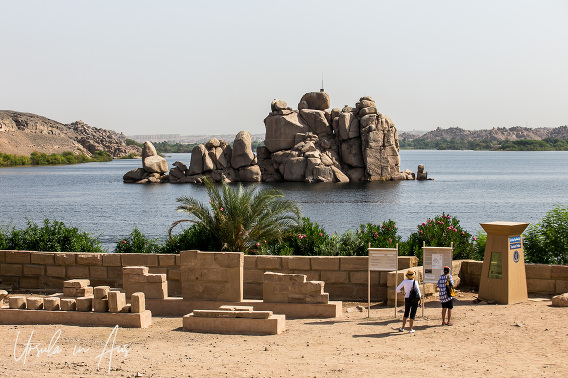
[396,278,421,299]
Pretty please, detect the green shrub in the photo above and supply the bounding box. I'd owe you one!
[265,217,330,256]
[523,205,568,265]
[472,231,486,261]
[265,218,402,256]
[403,213,475,262]
[5,219,103,252]
[114,227,159,254]
[160,224,221,253]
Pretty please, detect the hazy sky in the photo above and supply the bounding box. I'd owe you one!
[2,1,567,136]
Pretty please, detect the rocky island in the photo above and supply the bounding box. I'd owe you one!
[0,110,140,158]
[124,92,416,183]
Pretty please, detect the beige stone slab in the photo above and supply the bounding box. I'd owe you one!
[0,308,152,328]
[93,298,109,313]
[146,298,342,319]
[218,305,253,311]
[9,296,26,309]
[94,286,110,299]
[60,298,76,311]
[109,291,126,313]
[123,266,149,275]
[76,297,93,312]
[26,297,43,310]
[43,297,60,311]
[131,293,145,313]
[193,310,273,319]
[76,287,93,297]
[183,313,285,335]
[63,279,90,288]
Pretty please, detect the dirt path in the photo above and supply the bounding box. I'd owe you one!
[1,292,566,377]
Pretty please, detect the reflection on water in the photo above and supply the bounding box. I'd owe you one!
[1,150,567,251]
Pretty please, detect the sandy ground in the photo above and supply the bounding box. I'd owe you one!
[0,291,566,377]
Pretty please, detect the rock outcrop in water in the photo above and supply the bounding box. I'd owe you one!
[124,92,415,183]
[0,110,140,158]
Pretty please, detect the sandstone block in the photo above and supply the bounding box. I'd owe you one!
[131,292,145,313]
[159,254,177,267]
[526,264,552,279]
[551,265,568,280]
[147,274,166,283]
[257,256,281,270]
[102,253,122,266]
[60,298,76,311]
[552,293,568,307]
[63,287,78,297]
[43,297,60,311]
[6,251,31,264]
[89,266,108,279]
[556,280,568,294]
[284,256,311,270]
[122,254,158,267]
[340,257,367,271]
[321,271,349,284]
[94,286,110,299]
[76,297,93,312]
[54,253,77,266]
[168,268,181,281]
[214,252,244,268]
[527,279,555,294]
[9,296,26,309]
[77,287,93,297]
[26,297,44,310]
[76,253,102,266]
[311,257,340,271]
[123,266,150,275]
[93,298,109,312]
[1,264,23,276]
[64,280,91,290]
[46,265,66,278]
[108,291,126,313]
[30,252,55,265]
[67,266,89,278]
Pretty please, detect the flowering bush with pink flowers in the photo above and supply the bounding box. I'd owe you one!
[403,213,475,261]
[114,227,159,254]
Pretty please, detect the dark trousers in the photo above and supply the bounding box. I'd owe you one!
[404,298,418,320]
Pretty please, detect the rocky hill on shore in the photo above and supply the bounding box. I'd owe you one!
[0,110,140,158]
[399,125,568,142]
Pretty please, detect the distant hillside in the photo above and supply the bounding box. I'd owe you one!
[0,110,140,158]
[127,133,265,144]
[400,126,568,142]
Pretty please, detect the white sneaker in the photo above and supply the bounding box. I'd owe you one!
[399,328,404,332]
[409,329,415,333]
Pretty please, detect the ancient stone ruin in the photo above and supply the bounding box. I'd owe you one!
[123,91,415,183]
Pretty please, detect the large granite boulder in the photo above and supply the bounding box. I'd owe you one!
[231,131,255,169]
[238,165,262,182]
[264,112,308,152]
[189,144,215,175]
[283,157,307,181]
[142,141,157,160]
[341,138,364,168]
[143,155,168,173]
[299,109,331,135]
[300,92,330,110]
[123,167,147,182]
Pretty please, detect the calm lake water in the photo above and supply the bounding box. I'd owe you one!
[1,150,567,251]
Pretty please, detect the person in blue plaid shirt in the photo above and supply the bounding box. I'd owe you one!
[437,266,455,326]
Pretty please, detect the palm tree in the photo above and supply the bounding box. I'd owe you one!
[170,178,302,252]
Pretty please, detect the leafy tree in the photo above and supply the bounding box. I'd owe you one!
[172,178,302,252]
[523,205,568,265]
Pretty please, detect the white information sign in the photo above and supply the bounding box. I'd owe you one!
[368,248,398,271]
[367,246,399,318]
[422,245,453,283]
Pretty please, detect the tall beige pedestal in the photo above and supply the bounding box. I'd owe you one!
[478,222,529,304]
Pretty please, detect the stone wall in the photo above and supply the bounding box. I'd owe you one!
[1,251,567,300]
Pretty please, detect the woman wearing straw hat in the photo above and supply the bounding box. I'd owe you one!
[396,269,422,333]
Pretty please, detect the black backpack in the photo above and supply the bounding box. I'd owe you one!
[408,280,420,304]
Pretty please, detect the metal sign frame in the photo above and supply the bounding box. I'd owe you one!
[367,244,398,318]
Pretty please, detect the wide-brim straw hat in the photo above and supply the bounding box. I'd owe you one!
[406,270,415,279]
